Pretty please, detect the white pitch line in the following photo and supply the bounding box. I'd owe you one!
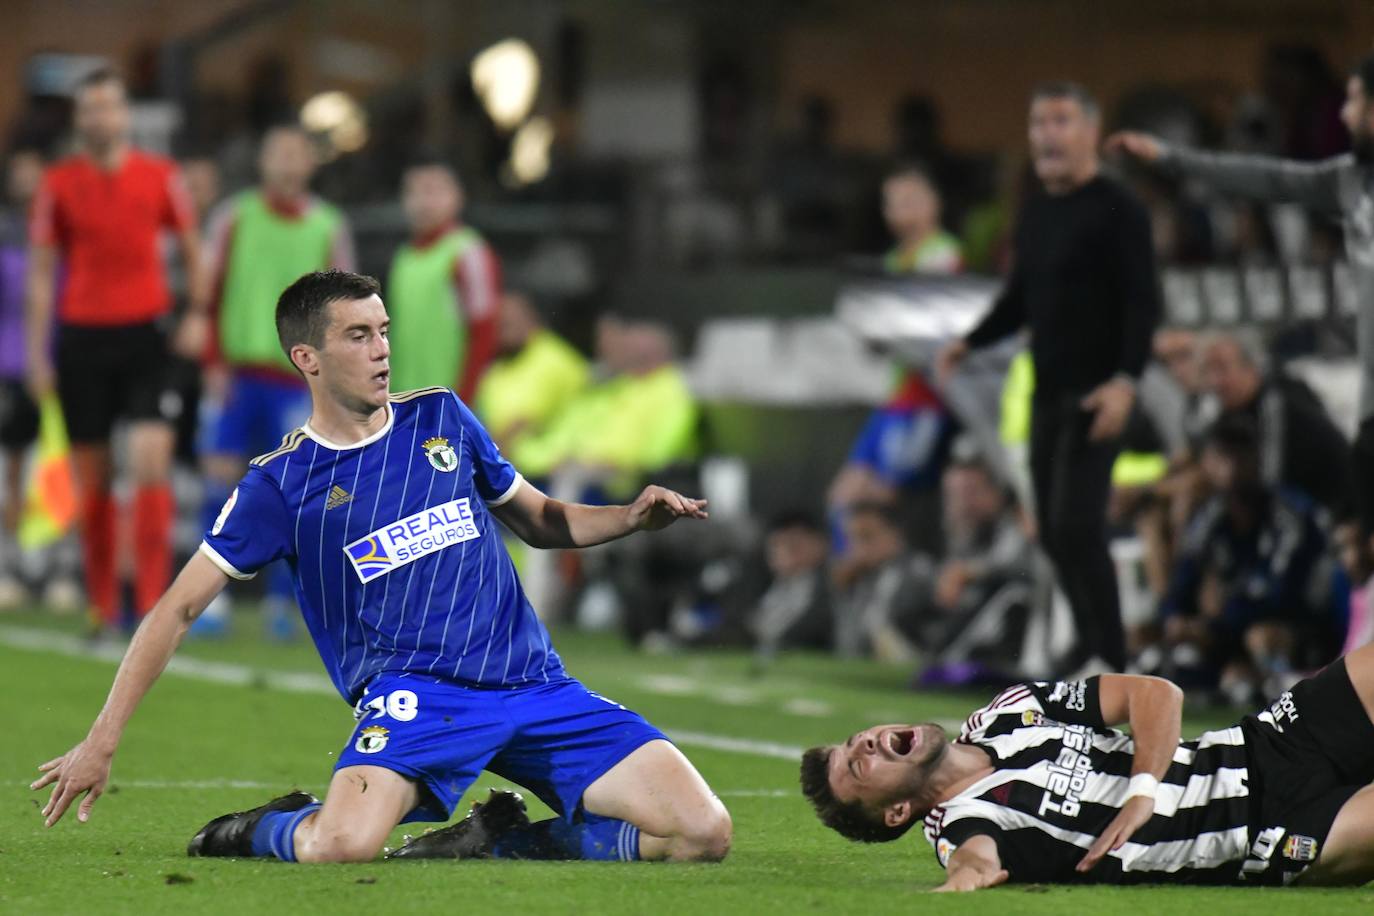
[0,625,805,762]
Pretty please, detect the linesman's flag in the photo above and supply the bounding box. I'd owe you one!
[18,394,76,549]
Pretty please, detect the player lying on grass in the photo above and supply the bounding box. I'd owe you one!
[801,646,1374,889]
[31,269,732,865]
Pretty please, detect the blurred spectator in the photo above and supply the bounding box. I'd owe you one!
[474,290,590,454]
[180,155,222,219]
[832,502,922,663]
[881,164,963,274]
[0,147,45,607]
[1110,53,1374,569]
[1151,328,1215,453]
[515,317,698,642]
[193,125,355,639]
[1201,332,1350,517]
[514,317,698,500]
[1132,329,1215,602]
[26,69,205,634]
[913,457,1033,681]
[748,511,833,656]
[828,165,958,553]
[1151,416,1336,702]
[387,158,500,401]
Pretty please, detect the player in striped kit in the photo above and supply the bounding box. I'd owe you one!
[802,651,1374,889]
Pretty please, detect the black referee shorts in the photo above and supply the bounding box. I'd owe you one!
[1238,658,1374,885]
[56,321,183,445]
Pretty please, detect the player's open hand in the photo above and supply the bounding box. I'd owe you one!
[1077,795,1154,872]
[932,865,1009,892]
[627,485,708,532]
[31,740,114,827]
[1104,131,1164,163]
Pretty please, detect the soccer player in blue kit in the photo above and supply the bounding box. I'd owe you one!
[32,270,733,865]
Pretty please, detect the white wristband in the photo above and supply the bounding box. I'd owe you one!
[1126,773,1159,801]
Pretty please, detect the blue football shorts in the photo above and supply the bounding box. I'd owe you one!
[334,673,669,824]
[206,371,312,458]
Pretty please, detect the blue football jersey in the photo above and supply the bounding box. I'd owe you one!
[200,386,565,702]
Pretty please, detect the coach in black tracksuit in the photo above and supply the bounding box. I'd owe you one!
[938,83,1160,675]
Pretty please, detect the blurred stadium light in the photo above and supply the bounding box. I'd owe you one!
[300,89,368,156]
[506,115,554,186]
[470,38,540,131]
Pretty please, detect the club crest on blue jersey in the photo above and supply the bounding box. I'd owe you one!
[355,725,389,754]
[423,436,458,472]
[344,498,482,583]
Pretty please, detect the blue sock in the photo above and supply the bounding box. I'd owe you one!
[491,815,641,861]
[249,803,321,861]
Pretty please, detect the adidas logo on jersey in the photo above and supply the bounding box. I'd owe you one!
[325,486,354,510]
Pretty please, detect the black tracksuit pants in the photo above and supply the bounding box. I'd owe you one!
[1030,390,1125,672]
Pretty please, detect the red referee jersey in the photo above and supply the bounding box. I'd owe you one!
[30,149,195,326]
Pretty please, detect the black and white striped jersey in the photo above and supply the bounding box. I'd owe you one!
[923,678,1253,884]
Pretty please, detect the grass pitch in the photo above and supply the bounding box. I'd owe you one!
[3,608,1372,915]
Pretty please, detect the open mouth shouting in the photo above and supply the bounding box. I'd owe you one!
[884,727,918,758]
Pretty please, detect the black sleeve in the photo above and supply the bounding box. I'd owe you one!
[1111,195,1161,379]
[964,257,1027,350]
[1026,677,1107,728]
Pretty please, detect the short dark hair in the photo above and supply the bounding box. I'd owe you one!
[845,501,903,533]
[276,269,382,359]
[799,746,914,843]
[75,66,124,96]
[1353,53,1374,96]
[262,122,312,144]
[403,152,460,183]
[766,509,825,537]
[1030,81,1099,120]
[885,160,936,188]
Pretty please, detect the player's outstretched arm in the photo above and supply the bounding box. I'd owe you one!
[493,480,708,549]
[1106,130,1345,214]
[933,835,1008,892]
[30,552,229,827]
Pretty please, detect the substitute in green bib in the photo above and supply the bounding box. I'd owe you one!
[197,125,354,638]
[387,159,501,401]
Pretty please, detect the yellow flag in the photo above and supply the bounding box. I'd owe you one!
[18,394,77,549]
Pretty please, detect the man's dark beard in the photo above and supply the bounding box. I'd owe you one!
[904,731,950,799]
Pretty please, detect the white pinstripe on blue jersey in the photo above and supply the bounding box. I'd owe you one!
[200,390,564,702]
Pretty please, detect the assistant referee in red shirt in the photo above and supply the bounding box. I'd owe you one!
[26,68,207,633]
